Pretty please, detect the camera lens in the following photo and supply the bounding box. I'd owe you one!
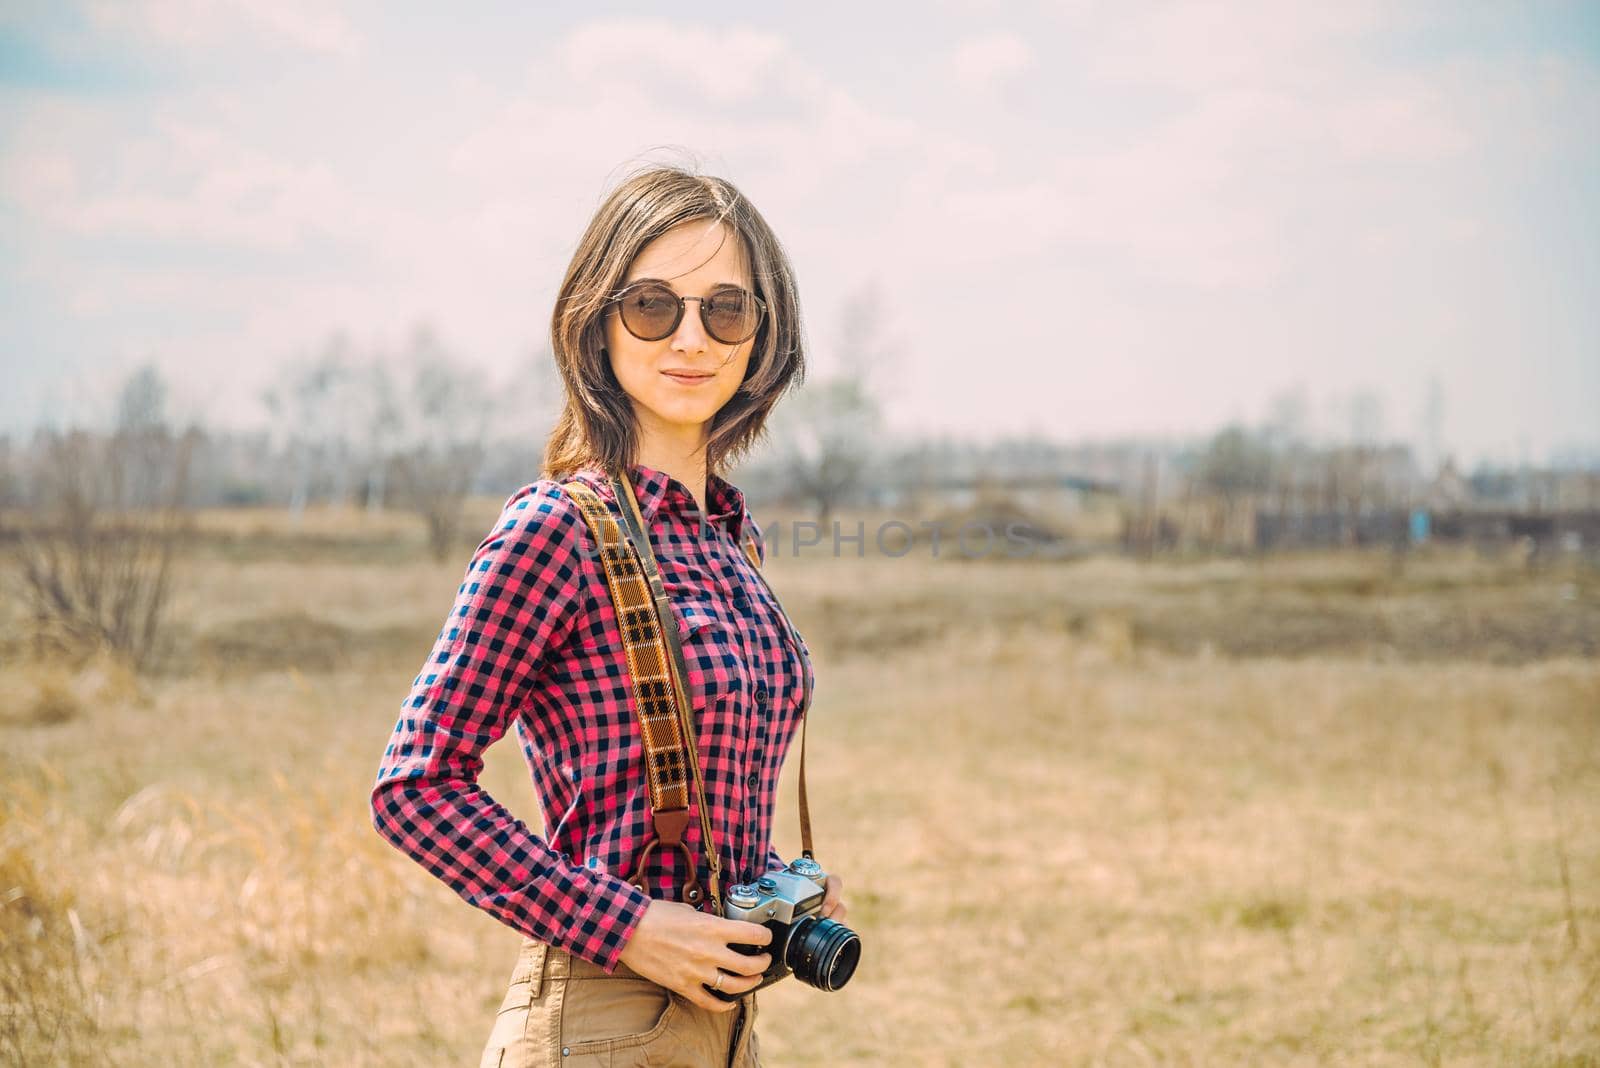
[783,916,861,992]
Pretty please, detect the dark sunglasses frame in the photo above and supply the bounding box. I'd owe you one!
[605,279,768,345]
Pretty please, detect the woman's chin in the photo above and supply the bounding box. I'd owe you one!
[643,397,723,429]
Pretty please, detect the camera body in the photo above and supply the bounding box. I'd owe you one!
[712,855,861,1001]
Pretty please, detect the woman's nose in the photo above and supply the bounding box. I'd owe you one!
[671,296,709,351]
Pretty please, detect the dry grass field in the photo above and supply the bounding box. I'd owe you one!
[2,499,1597,1066]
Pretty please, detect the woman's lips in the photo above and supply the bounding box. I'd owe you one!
[662,371,714,386]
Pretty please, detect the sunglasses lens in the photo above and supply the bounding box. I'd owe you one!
[619,284,679,339]
[704,288,760,343]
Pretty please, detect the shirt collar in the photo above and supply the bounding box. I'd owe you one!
[574,461,748,544]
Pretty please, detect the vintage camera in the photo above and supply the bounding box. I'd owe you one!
[712,855,861,1001]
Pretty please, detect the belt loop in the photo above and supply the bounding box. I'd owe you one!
[529,940,547,1000]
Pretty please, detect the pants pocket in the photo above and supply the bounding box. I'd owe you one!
[479,977,536,1068]
[558,975,682,1061]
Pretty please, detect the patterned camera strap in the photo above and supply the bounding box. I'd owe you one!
[563,470,815,914]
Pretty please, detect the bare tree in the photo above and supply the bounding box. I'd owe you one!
[0,435,17,509]
[1419,375,1445,478]
[2,364,196,671]
[768,284,898,522]
[354,357,401,514]
[261,333,360,522]
[1197,425,1272,550]
[772,377,882,524]
[476,344,564,492]
[388,325,493,561]
[1348,388,1385,446]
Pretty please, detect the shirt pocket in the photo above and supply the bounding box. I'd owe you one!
[665,594,749,733]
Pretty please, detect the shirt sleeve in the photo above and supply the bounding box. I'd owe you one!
[368,480,652,973]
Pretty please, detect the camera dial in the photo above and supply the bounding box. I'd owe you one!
[789,856,824,881]
[727,883,762,909]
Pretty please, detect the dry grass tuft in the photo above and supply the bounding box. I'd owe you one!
[1,648,147,727]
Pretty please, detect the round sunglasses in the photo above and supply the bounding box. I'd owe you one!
[606,279,767,346]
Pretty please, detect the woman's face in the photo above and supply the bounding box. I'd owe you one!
[604,219,756,445]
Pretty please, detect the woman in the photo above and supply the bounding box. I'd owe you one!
[369,164,847,1067]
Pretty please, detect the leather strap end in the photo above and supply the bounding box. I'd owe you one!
[653,807,690,846]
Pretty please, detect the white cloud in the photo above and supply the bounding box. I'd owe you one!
[1072,0,1398,92]
[949,31,1035,93]
[446,20,920,219]
[2,98,368,252]
[557,19,790,105]
[83,0,363,57]
[1328,80,1473,161]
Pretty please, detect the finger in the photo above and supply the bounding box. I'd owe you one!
[718,947,772,977]
[720,918,772,947]
[684,989,737,1013]
[684,979,742,1013]
[718,967,766,997]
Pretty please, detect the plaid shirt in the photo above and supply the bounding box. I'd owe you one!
[369,461,814,974]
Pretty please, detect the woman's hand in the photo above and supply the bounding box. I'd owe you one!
[616,899,773,1013]
[820,873,848,923]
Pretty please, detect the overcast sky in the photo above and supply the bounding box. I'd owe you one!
[2,1,1596,468]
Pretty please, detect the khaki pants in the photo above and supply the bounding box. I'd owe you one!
[479,937,763,1067]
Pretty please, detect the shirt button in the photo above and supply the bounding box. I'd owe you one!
[746,771,759,789]
[755,685,768,705]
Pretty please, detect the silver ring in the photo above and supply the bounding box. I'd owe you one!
[712,971,725,992]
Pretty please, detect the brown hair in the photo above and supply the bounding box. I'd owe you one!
[541,163,807,482]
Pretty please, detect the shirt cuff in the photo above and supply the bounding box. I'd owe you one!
[549,867,655,974]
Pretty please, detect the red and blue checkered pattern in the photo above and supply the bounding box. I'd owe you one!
[369,461,814,973]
